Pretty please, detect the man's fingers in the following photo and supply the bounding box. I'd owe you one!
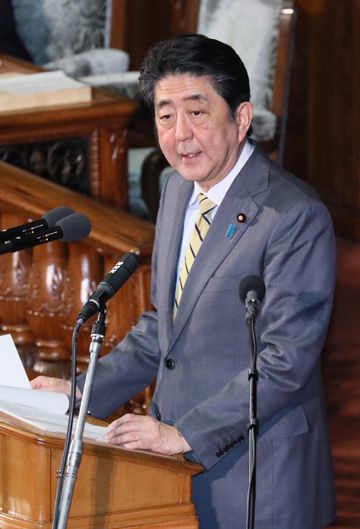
[30,376,73,396]
[108,414,155,434]
[107,416,151,438]
[106,429,139,444]
[110,413,147,427]
[105,414,191,455]
[30,375,51,389]
[106,414,159,447]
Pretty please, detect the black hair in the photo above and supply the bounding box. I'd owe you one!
[139,33,251,118]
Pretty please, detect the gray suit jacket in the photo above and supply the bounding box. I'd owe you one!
[79,147,337,529]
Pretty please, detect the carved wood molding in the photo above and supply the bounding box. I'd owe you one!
[0,138,90,195]
[0,161,155,412]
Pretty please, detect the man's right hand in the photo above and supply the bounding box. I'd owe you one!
[30,376,82,401]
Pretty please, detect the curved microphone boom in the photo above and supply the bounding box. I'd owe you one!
[0,205,75,243]
[239,275,266,320]
[0,212,91,255]
[77,252,139,324]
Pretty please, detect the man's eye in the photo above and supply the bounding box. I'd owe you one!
[159,114,172,121]
[192,110,202,116]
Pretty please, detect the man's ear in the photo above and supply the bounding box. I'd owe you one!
[235,102,253,141]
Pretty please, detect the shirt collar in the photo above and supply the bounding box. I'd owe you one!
[189,140,255,207]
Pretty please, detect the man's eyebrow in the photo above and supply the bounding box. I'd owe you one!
[156,93,209,109]
[183,93,208,103]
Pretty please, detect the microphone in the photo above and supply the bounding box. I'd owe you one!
[239,275,265,319]
[239,276,265,529]
[0,212,91,255]
[0,206,75,243]
[77,252,139,324]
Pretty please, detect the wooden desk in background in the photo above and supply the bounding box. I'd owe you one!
[0,54,137,210]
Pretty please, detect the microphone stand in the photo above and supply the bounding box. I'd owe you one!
[245,304,259,529]
[55,308,106,529]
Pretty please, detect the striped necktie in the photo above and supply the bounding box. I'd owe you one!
[173,193,216,318]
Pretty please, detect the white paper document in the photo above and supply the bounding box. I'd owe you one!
[0,70,88,94]
[0,334,106,441]
[0,333,31,388]
[0,399,106,441]
[0,70,92,112]
[0,384,69,414]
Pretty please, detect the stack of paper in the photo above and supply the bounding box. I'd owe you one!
[0,70,92,113]
[0,334,106,442]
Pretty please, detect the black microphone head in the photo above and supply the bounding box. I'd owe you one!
[102,252,139,293]
[42,206,74,227]
[239,274,265,303]
[76,252,139,323]
[55,213,91,242]
[115,252,139,278]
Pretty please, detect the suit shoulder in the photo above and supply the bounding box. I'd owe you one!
[266,161,325,211]
[272,162,319,196]
[243,148,322,210]
[244,151,333,228]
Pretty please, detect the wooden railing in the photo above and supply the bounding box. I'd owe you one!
[0,161,155,413]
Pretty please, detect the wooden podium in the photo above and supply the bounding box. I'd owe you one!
[0,413,201,529]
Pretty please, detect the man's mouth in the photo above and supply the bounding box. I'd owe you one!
[180,152,201,160]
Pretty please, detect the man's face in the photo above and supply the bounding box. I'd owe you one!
[154,73,252,191]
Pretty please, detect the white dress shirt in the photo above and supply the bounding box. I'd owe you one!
[175,140,254,285]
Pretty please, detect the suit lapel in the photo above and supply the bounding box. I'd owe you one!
[167,148,270,353]
[156,177,193,329]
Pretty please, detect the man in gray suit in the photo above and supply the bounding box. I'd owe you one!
[32,34,336,529]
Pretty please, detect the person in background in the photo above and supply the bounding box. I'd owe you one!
[32,34,336,529]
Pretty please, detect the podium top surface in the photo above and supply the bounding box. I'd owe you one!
[0,409,202,475]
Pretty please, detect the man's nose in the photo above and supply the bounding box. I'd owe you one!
[175,114,192,141]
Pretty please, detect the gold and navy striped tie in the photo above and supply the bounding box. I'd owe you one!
[173,193,216,318]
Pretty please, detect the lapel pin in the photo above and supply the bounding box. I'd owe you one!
[226,223,236,238]
[237,213,247,223]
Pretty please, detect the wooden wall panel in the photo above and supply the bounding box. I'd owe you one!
[285,0,360,240]
[110,0,200,70]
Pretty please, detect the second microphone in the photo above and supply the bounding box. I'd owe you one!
[77,252,139,324]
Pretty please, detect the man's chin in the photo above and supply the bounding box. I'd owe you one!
[175,163,207,182]
[179,171,206,183]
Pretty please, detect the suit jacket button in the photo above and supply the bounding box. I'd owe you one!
[216,449,224,457]
[165,358,176,369]
[237,435,245,443]
[156,412,161,420]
